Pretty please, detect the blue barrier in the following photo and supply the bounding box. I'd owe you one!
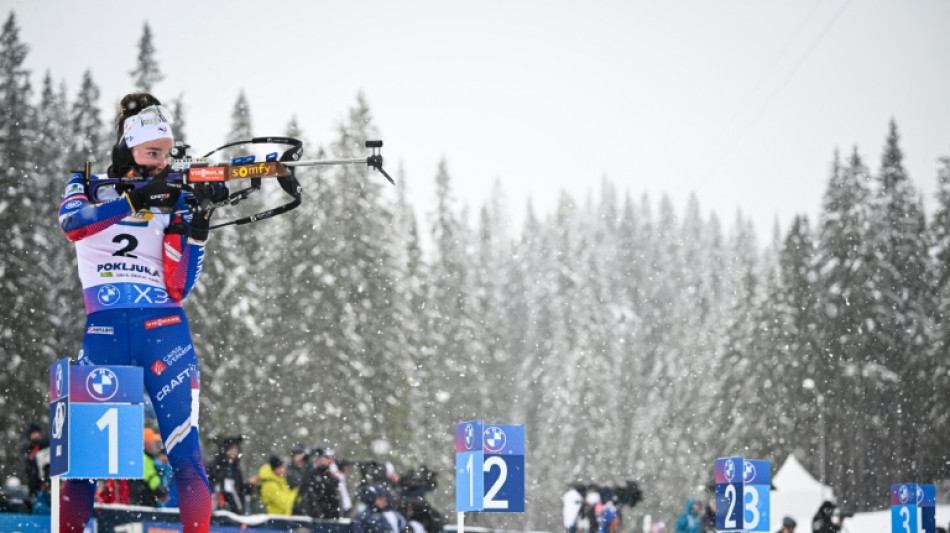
[0,506,525,533]
[0,513,52,533]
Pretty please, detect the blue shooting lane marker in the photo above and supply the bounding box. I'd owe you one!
[481,425,525,513]
[455,420,484,512]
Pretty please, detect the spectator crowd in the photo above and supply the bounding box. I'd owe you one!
[2,422,445,533]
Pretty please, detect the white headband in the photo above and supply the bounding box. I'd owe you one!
[122,105,174,147]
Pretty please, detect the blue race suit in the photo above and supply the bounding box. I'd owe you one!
[58,172,212,533]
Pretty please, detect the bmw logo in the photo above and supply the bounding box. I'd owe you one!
[97,284,121,306]
[464,423,475,450]
[55,364,63,396]
[53,402,66,439]
[724,459,736,482]
[484,426,507,453]
[86,367,119,401]
[899,484,910,504]
[743,461,756,482]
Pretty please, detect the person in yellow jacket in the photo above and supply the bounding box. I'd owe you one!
[130,427,169,507]
[258,456,298,515]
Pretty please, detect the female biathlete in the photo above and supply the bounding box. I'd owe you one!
[58,92,223,533]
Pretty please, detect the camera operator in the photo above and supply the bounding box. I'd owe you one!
[394,465,444,533]
[811,501,843,533]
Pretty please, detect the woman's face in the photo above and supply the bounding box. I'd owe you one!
[131,138,174,177]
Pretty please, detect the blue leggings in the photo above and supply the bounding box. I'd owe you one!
[60,307,211,533]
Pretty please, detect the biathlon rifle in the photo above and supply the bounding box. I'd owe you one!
[168,136,394,229]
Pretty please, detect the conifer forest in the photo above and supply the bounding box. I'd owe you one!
[1,12,949,530]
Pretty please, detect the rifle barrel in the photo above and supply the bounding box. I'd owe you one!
[281,158,367,168]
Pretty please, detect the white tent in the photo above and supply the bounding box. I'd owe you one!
[769,454,835,532]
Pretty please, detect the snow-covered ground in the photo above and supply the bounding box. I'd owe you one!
[842,506,950,533]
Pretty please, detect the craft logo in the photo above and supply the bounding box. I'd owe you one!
[484,426,507,453]
[151,360,168,376]
[146,315,182,330]
[156,367,192,402]
[86,367,119,401]
[464,423,475,450]
[97,285,121,306]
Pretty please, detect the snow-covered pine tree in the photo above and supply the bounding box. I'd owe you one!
[932,155,950,293]
[570,187,624,473]
[814,147,876,507]
[613,192,654,473]
[472,181,519,419]
[712,211,762,453]
[508,200,559,527]
[304,94,410,455]
[425,159,480,430]
[169,94,186,144]
[188,90,264,447]
[389,166,438,466]
[0,10,43,475]
[864,120,933,490]
[64,70,104,172]
[816,148,873,504]
[32,73,81,364]
[766,215,820,459]
[670,194,732,480]
[129,22,163,92]
[928,154,950,482]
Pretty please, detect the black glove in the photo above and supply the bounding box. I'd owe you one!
[189,208,212,241]
[194,183,230,204]
[127,179,181,211]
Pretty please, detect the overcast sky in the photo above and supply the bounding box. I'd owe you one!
[9,0,950,240]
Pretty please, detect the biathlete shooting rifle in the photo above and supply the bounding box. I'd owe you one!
[166,137,394,229]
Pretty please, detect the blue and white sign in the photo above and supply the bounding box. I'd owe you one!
[455,421,525,513]
[891,484,921,533]
[716,456,744,531]
[482,425,525,513]
[455,420,484,512]
[49,397,70,476]
[716,457,770,532]
[919,484,936,533]
[49,358,145,479]
[742,459,771,532]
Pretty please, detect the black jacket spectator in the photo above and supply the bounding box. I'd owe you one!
[295,463,341,519]
[812,501,841,533]
[18,423,48,500]
[207,437,250,514]
[286,445,308,491]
